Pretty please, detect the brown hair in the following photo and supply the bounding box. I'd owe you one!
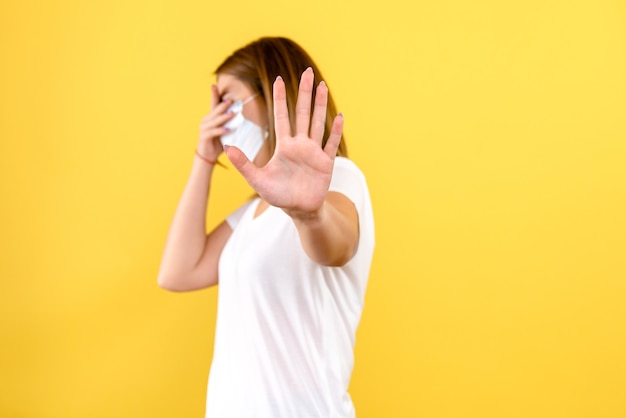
[215,37,347,157]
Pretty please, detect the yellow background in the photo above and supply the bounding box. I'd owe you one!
[1,0,625,417]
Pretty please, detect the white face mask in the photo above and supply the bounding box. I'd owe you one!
[220,93,267,162]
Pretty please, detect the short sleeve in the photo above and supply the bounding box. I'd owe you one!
[329,157,368,211]
[225,198,257,230]
[329,157,375,258]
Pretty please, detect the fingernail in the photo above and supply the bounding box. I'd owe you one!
[276,75,282,81]
[338,112,343,117]
[319,81,326,87]
[306,67,313,72]
[223,144,230,151]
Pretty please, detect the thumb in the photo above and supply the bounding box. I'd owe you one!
[224,145,258,182]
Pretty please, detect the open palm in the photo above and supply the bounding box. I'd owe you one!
[224,68,344,214]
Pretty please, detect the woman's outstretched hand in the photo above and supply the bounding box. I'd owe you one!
[224,68,344,217]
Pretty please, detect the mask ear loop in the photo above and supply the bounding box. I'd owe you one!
[241,92,259,106]
[241,92,268,139]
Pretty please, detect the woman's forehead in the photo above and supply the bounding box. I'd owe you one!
[216,73,251,97]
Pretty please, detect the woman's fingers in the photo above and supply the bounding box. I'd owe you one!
[199,97,235,144]
[212,98,233,115]
[200,126,230,140]
[310,80,328,143]
[295,67,314,137]
[224,144,258,185]
[201,98,234,131]
[211,84,220,110]
[201,110,234,128]
[274,69,333,147]
[273,76,291,140]
[323,113,344,158]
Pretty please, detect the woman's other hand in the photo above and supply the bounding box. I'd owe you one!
[197,84,235,162]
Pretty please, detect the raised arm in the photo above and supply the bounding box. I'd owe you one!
[157,86,234,291]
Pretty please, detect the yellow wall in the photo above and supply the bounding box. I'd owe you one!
[1,0,625,417]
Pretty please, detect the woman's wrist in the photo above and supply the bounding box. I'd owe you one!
[195,149,217,164]
[195,149,226,168]
[284,206,324,226]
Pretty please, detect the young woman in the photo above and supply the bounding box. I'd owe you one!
[158,37,375,418]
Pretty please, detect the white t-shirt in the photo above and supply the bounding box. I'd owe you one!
[205,157,375,418]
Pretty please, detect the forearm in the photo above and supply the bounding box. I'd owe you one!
[288,192,359,267]
[158,157,215,286]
